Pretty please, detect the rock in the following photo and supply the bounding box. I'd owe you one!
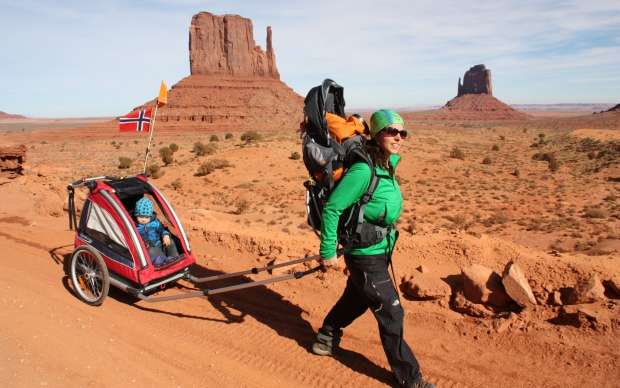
[566,275,606,304]
[550,291,563,306]
[608,274,620,295]
[452,291,493,318]
[0,145,26,178]
[461,264,511,308]
[556,304,611,330]
[416,265,430,274]
[189,12,279,78]
[492,312,518,333]
[457,64,493,96]
[502,262,537,307]
[401,274,451,300]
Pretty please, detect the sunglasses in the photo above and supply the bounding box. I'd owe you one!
[382,127,408,139]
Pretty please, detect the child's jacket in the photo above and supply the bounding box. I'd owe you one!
[136,217,169,248]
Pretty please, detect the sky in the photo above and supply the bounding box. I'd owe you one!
[1,0,619,117]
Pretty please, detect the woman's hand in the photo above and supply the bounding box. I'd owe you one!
[162,234,171,247]
[319,256,342,271]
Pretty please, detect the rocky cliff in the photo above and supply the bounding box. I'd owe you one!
[135,11,301,130]
[457,64,493,96]
[189,12,279,78]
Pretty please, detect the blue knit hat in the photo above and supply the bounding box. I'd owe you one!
[134,197,154,217]
[369,109,404,138]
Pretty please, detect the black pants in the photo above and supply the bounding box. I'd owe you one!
[321,253,421,387]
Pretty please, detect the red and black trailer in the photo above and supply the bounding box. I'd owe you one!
[66,175,320,306]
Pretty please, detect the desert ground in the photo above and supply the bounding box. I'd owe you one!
[0,111,619,388]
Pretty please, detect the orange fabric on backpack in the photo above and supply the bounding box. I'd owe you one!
[325,112,366,143]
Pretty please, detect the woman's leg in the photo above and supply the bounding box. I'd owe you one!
[312,258,370,355]
[358,255,422,387]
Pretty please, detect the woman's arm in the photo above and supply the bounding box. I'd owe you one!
[320,162,372,259]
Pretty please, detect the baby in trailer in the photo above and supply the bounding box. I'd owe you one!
[134,196,179,266]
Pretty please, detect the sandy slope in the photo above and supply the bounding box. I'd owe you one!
[0,117,619,387]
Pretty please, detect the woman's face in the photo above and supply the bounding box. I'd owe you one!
[376,123,406,155]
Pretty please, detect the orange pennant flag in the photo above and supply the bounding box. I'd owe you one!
[157,81,168,106]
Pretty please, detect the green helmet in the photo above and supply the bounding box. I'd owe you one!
[369,109,404,138]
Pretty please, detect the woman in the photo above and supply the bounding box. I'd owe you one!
[312,109,434,388]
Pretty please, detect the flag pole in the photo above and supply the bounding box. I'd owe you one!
[142,103,159,174]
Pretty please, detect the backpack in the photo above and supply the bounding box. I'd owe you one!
[301,79,388,248]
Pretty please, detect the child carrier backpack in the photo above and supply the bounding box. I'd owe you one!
[301,79,388,248]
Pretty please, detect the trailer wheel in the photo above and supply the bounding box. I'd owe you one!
[70,246,110,306]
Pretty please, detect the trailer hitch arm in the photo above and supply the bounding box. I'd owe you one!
[139,265,323,303]
[187,254,321,284]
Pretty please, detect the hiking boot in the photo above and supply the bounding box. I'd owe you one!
[311,327,342,356]
[408,376,435,388]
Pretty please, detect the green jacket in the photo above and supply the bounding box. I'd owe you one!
[320,154,403,259]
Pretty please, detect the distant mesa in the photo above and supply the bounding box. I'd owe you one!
[437,64,528,120]
[607,103,620,113]
[136,11,302,130]
[457,64,493,96]
[0,110,26,120]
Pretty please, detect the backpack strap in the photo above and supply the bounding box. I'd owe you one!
[353,167,379,238]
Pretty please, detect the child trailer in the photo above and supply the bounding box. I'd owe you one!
[66,175,321,306]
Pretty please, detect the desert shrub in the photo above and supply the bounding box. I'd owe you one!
[159,147,174,165]
[170,178,182,191]
[482,156,492,165]
[225,133,234,140]
[193,141,216,156]
[240,131,262,143]
[499,135,505,141]
[195,159,231,176]
[169,143,179,153]
[289,151,301,160]
[548,157,560,172]
[146,164,165,179]
[482,211,509,227]
[449,146,465,160]
[233,199,250,215]
[491,144,500,151]
[583,207,607,219]
[209,134,220,142]
[118,157,132,169]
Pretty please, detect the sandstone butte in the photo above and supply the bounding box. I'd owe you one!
[434,64,529,120]
[137,11,303,130]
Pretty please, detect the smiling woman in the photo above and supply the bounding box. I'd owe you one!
[313,109,434,388]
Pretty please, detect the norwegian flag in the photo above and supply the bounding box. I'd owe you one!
[118,108,152,132]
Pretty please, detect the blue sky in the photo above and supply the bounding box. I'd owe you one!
[1,0,619,117]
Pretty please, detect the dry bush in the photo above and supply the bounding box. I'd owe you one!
[225,133,234,140]
[169,143,179,153]
[583,207,607,219]
[146,164,165,179]
[209,134,220,142]
[482,156,492,165]
[289,151,301,160]
[193,142,217,156]
[195,159,231,176]
[170,178,182,191]
[491,144,500,151]
[118,157,132,169]
[482,211,509,227]
[450,146,465,160]
[159,147,174,165]
[444,213,470,230]
[241,131,262,143]
[233,199,250,215]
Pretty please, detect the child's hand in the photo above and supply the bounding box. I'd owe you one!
[162,235,171,247]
